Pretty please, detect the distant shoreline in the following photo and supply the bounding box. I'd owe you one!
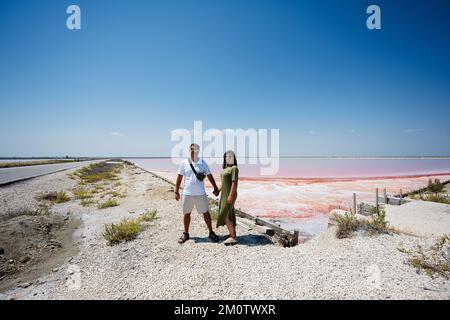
[2,156,450,160]
[123,156,450,160]
[0,157,103,160]
[239,172,450,182]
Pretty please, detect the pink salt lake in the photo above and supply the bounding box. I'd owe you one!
[129,158,450,240]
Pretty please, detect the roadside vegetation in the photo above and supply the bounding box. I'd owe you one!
[75,162,122,183]
[0,159,77,169]
[97,199,119,209]
[36,191,70,204]
[103,210,158,246]
[70,161,126,208]
[0,207,51,222]
[138,209,158,222]
[331,209,396,239]
[73,189,94,200]
[80,198,95,207]
[410,179,450,204]
[398,233,450,279]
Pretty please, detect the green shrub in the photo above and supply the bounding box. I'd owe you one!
[36,191,70,203]
[331,209,394,239]
[427,178,444,194]
[138,210,157,222]
[330,213,361,239]
[67,173,76,180]
[80,198,95,207]
[364,210,391,235]
[104,190,122,198]
[97,199,119,209]
[94,184,106,191]
[102,218,141,246]
[76,162,121,183]
[73,189,94,200]
[54,191,70,203]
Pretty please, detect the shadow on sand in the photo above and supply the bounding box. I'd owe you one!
[190,234,273,247]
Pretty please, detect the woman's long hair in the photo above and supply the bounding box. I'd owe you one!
[222,151,237,169]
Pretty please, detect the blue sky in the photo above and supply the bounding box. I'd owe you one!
[0,0,449,157]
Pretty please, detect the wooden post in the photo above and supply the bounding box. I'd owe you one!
[384,188,387,204]
[375,188,379,214]
[292,230,299,247]
[353,193,357,215]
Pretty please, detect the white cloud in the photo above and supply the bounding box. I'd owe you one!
[109,131,124,137]
[308,130,318,135]
[350,129,356,133]
[405,128,424,133]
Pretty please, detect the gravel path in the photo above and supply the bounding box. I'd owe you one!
[1,164,449,300]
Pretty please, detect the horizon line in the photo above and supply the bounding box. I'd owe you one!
[2,155,450,160]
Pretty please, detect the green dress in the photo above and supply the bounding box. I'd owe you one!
[217,165,239,228]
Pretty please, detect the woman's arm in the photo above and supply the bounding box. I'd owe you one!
[227,179,238,204]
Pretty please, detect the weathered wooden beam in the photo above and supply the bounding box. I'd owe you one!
[375,188,379,214]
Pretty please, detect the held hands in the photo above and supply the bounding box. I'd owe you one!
[175,191,180,201]
[213,188,220,197]
[227,196,233,204]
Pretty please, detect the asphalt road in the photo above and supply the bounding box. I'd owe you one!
[0,160,105,186]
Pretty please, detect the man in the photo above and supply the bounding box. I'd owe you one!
[175,143,220,243]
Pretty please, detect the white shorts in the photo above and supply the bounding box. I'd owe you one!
[182,195,209,214]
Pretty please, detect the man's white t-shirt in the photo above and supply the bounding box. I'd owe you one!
[178,158,211,196]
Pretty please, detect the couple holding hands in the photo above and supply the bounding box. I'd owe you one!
[175,143,239,246]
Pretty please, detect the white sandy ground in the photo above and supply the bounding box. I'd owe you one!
[385,201,450,237]
[0,164,449,300]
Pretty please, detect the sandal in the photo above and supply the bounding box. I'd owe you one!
[178,232,190,244]
[223,237,238,246]
[209,231,220,242]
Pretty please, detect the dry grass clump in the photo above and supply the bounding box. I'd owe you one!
[103,218,141,246]
[36,191,70,204]
[102,210,157,246]
[331,209,395,239]
[398,234,450,279]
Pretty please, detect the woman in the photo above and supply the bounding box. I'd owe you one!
[217,150,239,245]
